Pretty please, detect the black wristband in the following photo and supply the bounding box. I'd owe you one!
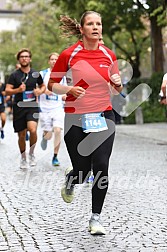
[114,84,122,87]
[161,96,166,100]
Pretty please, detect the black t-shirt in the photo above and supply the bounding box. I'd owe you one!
[7,68,43,103]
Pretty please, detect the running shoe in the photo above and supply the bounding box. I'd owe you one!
[61,167,74,203]
[1,130,4,139]
[20,158,28,169]
[52,156,60,166]
[29,154,37,166]
[41,136,47,150]
[88,213,106,235]
[86,174,94,183]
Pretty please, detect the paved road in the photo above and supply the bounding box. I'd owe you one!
[0,119,167,252]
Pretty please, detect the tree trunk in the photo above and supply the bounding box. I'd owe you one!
[130,53,141,78]
[150,15,164,72]
[135,106,144,124]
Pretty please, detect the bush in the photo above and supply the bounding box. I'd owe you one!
[148,72,164,105]
[123,73,166,124]
[127,77,150,93]
[123,101,167,124]
[123,111,135,124]
[141,101,167,123]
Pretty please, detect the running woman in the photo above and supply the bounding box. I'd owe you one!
[48,11,123,235]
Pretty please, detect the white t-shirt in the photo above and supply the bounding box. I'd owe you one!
[39,68,66,112]
[163,73,167,81]
[159,73,167,97]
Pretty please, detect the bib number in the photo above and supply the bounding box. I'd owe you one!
[23,91,35,102]
[82,113,108,133]
[46,94,58,101]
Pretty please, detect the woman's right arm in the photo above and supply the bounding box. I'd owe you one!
[48,78,71,94]
[48,50,85,97]
[48,78,85,98]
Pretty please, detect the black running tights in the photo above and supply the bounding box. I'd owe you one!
[64,110,115,214]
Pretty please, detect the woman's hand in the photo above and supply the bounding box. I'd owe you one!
[109,74,123,95]
[110,74,122,87]
[68,86,85,98]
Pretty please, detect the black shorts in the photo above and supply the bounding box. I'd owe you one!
[13,104,39,132]
[0,106,5,113]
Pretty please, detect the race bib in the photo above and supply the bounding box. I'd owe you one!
[82,113,108,133]
[23,91,35,102]
[46,94,58,101]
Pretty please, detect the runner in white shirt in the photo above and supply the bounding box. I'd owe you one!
[39,52,66,166]
[160,73,167,105]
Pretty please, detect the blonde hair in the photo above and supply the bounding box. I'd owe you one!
[48,52,59,59]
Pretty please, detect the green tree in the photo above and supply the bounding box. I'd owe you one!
[135,0,167,72]
[52,0,167,76]
[51,0,150,78]
[0,0,72,73]
[0,31,19,77]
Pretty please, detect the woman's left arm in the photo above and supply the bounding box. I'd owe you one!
[109,73,123,95]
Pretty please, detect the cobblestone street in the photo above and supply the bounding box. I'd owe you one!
[0,119,167,252]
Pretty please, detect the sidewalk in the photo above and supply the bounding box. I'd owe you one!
[116,122,167,143]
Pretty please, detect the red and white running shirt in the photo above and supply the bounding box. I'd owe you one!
[50,40,119,114]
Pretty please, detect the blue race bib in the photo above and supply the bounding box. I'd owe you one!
[23,91,35,102]
[46,94,58,101]
[82,113,108,133]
